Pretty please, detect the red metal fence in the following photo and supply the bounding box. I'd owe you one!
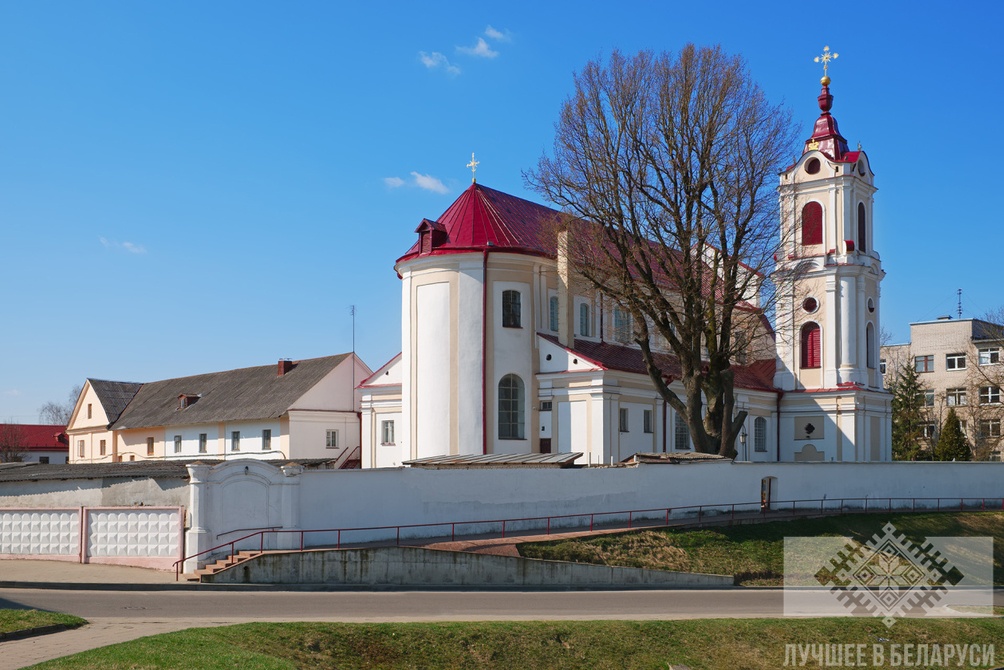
[174,496,1004,580]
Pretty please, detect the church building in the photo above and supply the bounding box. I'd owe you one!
[359,67,892,468]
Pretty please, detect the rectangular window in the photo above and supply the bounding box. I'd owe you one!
[173,435,182,453]
[914,355,934,373]
[539,401,552,412]
[579,303,590,337]
[643,409,653,434]
[921,423,936,439]
[99,439,106,456]
[381,420,395,445]
[549,295,559,332]
[146,437,154,456]
[979,347,1000,366]
[198,433,208,454]
[262,429,271,451]
[979,386,1001,405]
[979,419,1002,438]
[674,414,690,451]
[923,390,935,407]
[77,440,85,458]
[39,456,49,464]
[231,431,240,451]
[87,403,92,419]
[502,290,521,328]
[326,430,339,448]
[879,358,887,375]
[754,417,768,453]
[946,353,966,371]
[614,307,632,343]
[619,408,629,432]
[946,388,967,406]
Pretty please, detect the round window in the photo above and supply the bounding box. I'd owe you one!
[858,161,866,176]
[803,297,819,313]
[805,158,821,175]
[867,298,875,313]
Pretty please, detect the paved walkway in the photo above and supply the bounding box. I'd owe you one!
[3,616,244,669]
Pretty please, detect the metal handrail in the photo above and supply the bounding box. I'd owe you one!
[173,495,1004,580]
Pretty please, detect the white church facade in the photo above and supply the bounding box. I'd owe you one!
[359,74,892,468]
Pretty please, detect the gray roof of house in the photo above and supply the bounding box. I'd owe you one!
[88,379,143,424]
[0,458,344,483]
[111,354,351,430]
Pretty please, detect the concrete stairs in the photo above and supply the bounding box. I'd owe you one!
[182,550,264,582]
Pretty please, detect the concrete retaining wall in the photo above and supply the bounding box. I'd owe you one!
[203,546,733,589]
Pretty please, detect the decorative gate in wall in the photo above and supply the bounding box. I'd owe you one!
[0,506,184,570]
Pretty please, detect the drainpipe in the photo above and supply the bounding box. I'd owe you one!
[775,391,783,462]
[482,249,489,455]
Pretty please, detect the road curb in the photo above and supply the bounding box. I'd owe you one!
[0,622,84,642]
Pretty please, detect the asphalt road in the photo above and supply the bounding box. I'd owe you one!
[0,588,787,622]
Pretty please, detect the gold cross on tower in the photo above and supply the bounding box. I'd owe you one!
[813,45,839,85]
[467,152,480,184]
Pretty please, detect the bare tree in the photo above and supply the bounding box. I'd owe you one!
[0,422,27,463]
[527,46,797,456]
[38,384,82,425]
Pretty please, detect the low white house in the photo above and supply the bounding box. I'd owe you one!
[67,354,371,464]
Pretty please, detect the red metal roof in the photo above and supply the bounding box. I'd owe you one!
[803,83,852,162]
[540,334,778,393]
[398,183,562,263]
[7,424,69,450]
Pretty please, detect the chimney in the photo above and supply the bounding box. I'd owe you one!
[557,225,575,347]
[278,359,295,376]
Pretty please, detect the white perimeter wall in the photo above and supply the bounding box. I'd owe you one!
[292,461,1004,544]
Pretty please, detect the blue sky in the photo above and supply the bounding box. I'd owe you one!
[1,1,1001,421]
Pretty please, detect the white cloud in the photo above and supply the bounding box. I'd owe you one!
[384,176,405,188]
[458,37,498,59]
[409,172,449,194]
[100,236,147,254]
[419,51,461,76]
[484,25,511,42]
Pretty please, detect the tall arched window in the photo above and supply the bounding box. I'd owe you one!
[498,374,525,439]
[857,203,867,253]
[502,290,521,328]
[866,322,876,369]
[801,322,821,369]
[754,417,767,452]
[579,303,590,337]
[549,296,559,332]
[801,202,823,246]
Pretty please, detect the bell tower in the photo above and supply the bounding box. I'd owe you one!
[774,48,885,393]
[772,47,891,463]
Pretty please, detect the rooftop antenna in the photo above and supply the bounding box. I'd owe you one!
[957,289,963,320]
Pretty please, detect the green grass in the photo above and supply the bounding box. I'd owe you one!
[27,619,1004,669]
[0,609,85,635]
[518,512,1004,585]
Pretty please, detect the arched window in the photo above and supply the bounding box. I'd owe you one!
[502,290,521,328]
[549,296,559,332]
[614,307,632,343]
[857,203,867,253]
[754,417,767,453]
[498,374,525,439]
[674,412,691,451]
[801,322,821,369]
[579,303,590,337]
[801,202,823,246]
[866,322,876,369]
